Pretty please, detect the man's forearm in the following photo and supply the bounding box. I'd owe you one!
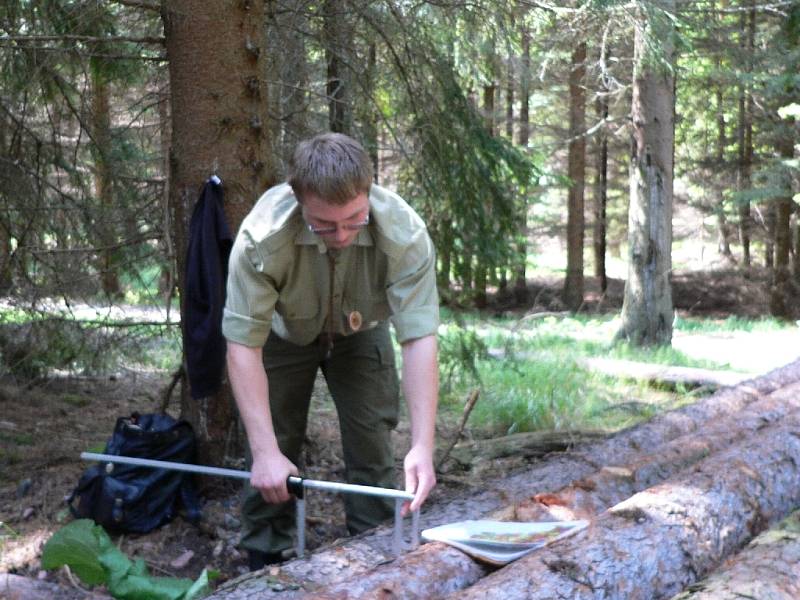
[226,341,280,457]
[400,335,439,450]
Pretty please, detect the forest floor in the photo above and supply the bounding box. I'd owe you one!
[0,267,798,598]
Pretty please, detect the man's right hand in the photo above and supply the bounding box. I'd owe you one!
[250,451,299,504]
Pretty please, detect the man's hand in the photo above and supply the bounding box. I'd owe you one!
[402,444,436,516]
[250,451,299,504]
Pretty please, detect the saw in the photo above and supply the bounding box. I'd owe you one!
[80,452,420,558]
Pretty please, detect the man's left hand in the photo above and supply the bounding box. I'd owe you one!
[402,444,436,516]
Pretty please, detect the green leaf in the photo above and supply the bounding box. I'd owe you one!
[108,572,193,600]
[99,544,135,586]
[41,519,110,585]
[182,568,214,600]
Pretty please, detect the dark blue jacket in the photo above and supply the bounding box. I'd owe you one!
[185,177,232,399]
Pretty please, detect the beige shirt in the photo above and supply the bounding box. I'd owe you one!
[222,183,439,347]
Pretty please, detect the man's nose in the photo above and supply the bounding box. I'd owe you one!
[334,226,349,243]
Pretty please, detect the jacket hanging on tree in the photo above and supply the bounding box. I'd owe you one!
[185,176,233,399]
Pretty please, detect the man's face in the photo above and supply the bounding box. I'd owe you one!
[301,192,370,250]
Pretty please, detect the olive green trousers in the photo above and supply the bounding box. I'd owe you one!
[239,323,400,555]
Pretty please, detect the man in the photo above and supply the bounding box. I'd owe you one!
[222,132,439,570]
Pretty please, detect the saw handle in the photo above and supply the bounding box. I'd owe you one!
[286,475,305,499]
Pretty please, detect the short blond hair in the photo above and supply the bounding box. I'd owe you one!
[288,133,373,205]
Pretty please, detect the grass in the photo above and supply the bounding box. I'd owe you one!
[435,310,795,437]
[673,314,791,333]
[0,298,794,439]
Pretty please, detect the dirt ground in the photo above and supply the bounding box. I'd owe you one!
[0,356,516,597]
[0,268,796,598]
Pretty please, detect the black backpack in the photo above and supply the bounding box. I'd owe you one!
[69,413,202,533]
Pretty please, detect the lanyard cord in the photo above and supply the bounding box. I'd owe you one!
[325,252,335,358]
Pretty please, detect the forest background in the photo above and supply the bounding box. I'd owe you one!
[1,0,800,592]
[1,0,799,459]
[0,0,798,454]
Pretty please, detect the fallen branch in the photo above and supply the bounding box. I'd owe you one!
[436,388,480,472]
[446,429,607,467]
[581,357,750,389]
[159,365,184,413]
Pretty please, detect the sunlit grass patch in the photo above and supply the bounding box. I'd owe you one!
[673,314,793,333]
[440,353,675,436]
[435,311,787,436]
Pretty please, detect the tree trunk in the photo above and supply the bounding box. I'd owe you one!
[564,42,587,311]
[496,53,515,301]
[715,84,733,259]
[363,43,379,180]
[593,71,609,293]
[483,83,496,137]
[473,83,497,309]
[770,195,793,319]
[671,511,800,600]
[207,361,800,600]
[765,202,776,268]
[90,61,121,299]
[454,419,800,599]
[737,7,755,267]
[794,204,800,282]
[618,3,675,346]
[324,0,352,134]
[438,225,452,293]
[163,0,272,467]
[513,24,531,306]
[506,57,514,140]
[157,75,174,301]
[769,68,796,317]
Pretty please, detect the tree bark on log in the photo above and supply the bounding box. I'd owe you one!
[285,382,800,600]
[207,361,800,599]
[452,416,800,599]
[670,510,800,600]
[500,381,800,523]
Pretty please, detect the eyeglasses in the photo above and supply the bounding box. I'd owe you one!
[306,214,370,236]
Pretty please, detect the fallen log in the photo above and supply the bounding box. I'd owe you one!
[499,381,800,523]
[452,415,800,599]
[670,510,800,600]
[582,357,751,389]
[445,429,607,467]
[208,360,800,599]
[283,382,800,599]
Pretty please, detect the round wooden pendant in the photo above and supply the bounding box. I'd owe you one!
[349,310,363,332]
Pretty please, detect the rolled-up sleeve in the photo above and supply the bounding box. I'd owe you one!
[387,229,439,343]
[222,230,278,348]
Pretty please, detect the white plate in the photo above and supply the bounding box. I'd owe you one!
[421,520,589,565]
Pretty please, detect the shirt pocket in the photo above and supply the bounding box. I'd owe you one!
[275,291,320,321]
[342,293,391,333]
